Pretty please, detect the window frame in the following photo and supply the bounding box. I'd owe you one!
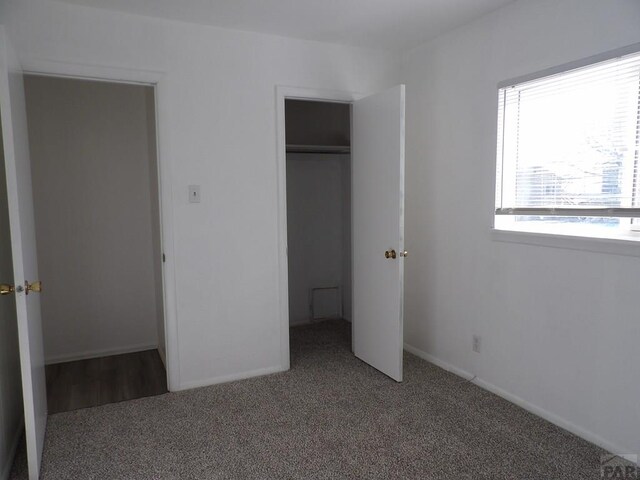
[492,42,640,253]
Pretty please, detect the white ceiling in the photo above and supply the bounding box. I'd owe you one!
[54,0,515,51]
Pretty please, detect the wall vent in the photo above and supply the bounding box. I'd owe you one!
[310,287,341,320]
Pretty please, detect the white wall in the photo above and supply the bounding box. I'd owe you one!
[402,0,640,456]
[0,119,23,480]
[24,75,163,364]
[4,0,399,389]
[286,154,350,324]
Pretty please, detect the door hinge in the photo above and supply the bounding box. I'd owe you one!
[162,253,166,263]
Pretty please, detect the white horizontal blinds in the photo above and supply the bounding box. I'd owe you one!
[496,51,640,217]
[495,89,506,210]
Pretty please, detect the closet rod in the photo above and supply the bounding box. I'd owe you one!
[286,144,350,154]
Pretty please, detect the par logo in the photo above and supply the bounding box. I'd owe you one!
[601,455,638,479]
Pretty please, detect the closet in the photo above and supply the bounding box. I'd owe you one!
[285,100,352,331]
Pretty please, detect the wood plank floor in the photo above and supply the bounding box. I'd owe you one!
[45,349,168,414]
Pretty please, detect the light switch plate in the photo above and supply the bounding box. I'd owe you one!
[188,185,201,203]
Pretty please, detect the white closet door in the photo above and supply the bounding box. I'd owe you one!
[352,85,405,382]
[0,27,47,479]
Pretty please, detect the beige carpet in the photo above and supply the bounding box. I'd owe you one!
[11,320,608,479]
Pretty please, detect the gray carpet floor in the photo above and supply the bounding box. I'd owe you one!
[10,320,608,479]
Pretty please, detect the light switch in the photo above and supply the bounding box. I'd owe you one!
[188,185,201,203]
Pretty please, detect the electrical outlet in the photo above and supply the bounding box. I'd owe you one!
[473,335,481,353]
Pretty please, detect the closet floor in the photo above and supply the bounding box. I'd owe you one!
[45,349,168,414]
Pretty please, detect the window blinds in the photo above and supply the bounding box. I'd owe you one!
[495,50,640,218]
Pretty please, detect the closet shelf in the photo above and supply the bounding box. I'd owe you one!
[286,144,350,154]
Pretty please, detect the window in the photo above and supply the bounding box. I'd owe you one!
[495,49,640,241]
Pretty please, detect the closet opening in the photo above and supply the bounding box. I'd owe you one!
[23,75,168,413]
[285,99,353,362]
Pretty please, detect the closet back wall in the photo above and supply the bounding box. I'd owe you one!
[286,153,351,324]
[25,76,163,364]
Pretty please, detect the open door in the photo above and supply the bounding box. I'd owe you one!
[352,85,405,382]
[0,27,47,479]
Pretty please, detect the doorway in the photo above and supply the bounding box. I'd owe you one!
[277,85,407,383]
[284,99,353,362]
[23,75,168,413]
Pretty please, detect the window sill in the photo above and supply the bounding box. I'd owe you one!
[491,228,640,257]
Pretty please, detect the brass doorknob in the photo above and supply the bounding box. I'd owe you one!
[385,249,397,259]
[0,283,15,295]
[400,251,408,258]
[25,280,42,295]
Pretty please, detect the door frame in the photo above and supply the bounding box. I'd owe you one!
[20,58,181,391]
[275,85,364,370]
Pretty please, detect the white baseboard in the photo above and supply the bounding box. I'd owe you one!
[177,365,286,391]
[403,343,475,380]
[1,419,24,480]
[45,343,158,365]
[404,342,634,461]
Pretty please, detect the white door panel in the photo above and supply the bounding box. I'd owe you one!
[0,27,47,479]
[352,85,405,382]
